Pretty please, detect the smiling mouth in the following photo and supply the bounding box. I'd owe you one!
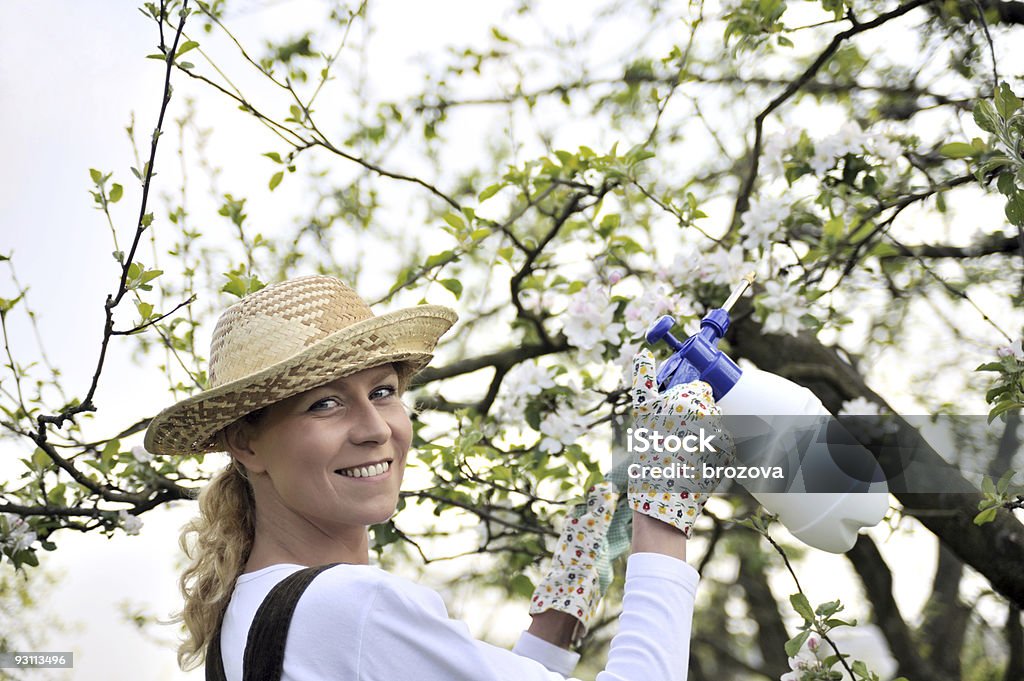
[335,459,393,479]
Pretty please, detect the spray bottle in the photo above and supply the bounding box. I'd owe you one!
[644,274,889,553]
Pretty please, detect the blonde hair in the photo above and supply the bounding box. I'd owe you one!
[175,452,255,670]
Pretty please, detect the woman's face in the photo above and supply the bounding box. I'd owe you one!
[231,364,412,533]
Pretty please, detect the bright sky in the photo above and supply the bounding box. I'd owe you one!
[0,1,1019,680]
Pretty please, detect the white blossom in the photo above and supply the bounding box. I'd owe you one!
[763,128,801,178]
[1,513,37,553]
[740,196,790,251]
[131,445,153,463]
[758,280,806,337]
[864,122,905,165]
[695,244,747,286]
[119,510,143,536]
[839,397,882,416]
[810,122,866,174]
[538,408,586,454]
[561,281,623,350]
[504,360,556,398]
[519,288,557,314]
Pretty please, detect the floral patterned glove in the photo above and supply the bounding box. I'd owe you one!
[628,349,734,538]
[530,481,617,638]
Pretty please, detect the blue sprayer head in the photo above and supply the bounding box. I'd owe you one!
[644,273,756,400]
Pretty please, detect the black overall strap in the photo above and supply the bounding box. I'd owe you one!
[206,563,340,681]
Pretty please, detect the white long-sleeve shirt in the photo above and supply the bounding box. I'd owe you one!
[219,552,698,681]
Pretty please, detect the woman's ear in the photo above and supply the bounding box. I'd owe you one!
[222,421,268,475]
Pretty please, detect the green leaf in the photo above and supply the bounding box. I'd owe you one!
[785,630,811,657]
[939,142,975,159]
[976,361,1005,372]
[478,183,502,201]
[47,482,67,506]
[815,599,842,618]
[439,278,463,299]
[824,617,856,628]
[140,268,163,284]
[269,171,284,191]
[263,152,283,163]
[31,448,49,469]
[1005,192,1024,227]
[101,439,120,468]
[141,212,154,227]
[508,574,534,599]
[823,216,844,239]
[973,100,999,134]
[995,82,1022,118]
[997,173,1016,196]
[89,168,103,184]
[424,250,455,268]
[176,40,199,58]
[790,592,815,622]
[974,506,998,525]
[442,212,465,230]
[996,470,1016,494]
[988,400,1024,423]
[109,183,123,203]
[599,213,621,235]
[135,300,154,323]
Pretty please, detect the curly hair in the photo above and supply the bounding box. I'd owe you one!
[174,411,262,671]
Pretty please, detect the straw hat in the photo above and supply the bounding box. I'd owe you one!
[144,275,457,456]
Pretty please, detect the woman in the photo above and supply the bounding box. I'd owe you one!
[145,274,720,681]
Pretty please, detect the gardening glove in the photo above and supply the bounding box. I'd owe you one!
[628,349,734,538]
[530,481,617,638]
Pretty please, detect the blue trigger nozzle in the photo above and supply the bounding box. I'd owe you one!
[644,309,742,400]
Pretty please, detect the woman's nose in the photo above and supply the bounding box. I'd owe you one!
[347,398,392,445]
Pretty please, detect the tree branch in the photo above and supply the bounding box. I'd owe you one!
[730,0,939,232]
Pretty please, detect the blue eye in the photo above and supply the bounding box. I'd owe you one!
[372,385,398,400]
[310,397,341,411]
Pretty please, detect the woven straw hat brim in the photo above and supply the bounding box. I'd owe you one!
[144,305,456,456]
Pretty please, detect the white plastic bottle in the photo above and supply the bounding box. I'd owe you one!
[716,366,890,553]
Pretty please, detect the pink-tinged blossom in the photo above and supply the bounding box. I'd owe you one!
[996,339,1024,361]
[561,281,623,350]
[622,283,694,337]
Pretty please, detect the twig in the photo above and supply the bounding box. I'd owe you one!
[34,0,192,438]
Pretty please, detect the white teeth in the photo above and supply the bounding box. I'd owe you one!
[338,460,391,478]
